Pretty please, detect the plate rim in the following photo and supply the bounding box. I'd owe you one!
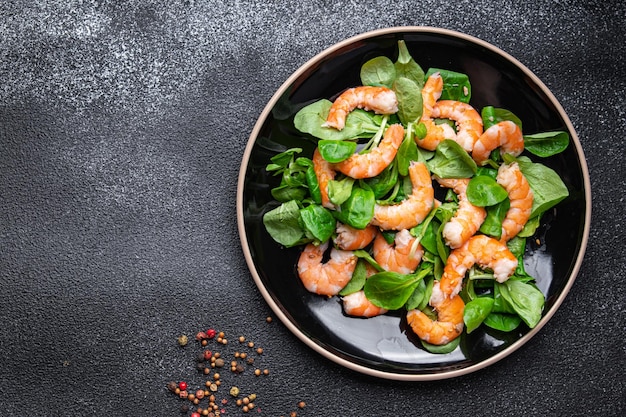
[236,26,592,381]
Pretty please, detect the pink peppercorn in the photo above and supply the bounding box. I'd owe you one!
[206,329,217,339]
[178,381,188,391]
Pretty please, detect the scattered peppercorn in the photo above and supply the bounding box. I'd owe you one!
[203,350,213,360]
[167,381,178,393]
[256,347,264,355]
[196,331,208,341]
[266,316,272,323]
[298,401,306,409]
[178,381,188,391]
[229,386,240,397]
[177,334,189,346]
[206,328,217,339]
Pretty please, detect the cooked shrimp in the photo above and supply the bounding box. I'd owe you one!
[371,161,435,231]
[334,222,377,251]
[372,229,423,274]
[313,147,336,209]
[323,86,399,130]
[297,241,357,296]
[406,291,465,345]
[436,234,518,300]
[416,73,457,151]
[342,290,388,318]
[431,100,483,152]
[435,177,487,249]
[497,162,534,242]
[334,124,405,179]
[472,120,524,165]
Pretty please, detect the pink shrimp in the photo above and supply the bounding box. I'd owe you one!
[472,120,524,165]
[372,229,423,274]
[342,290,388,318]
[297,241,357,296]
[415,73,457,151]
[313,147,336,209]
[435,177,487,249]
[323,86,399,131]
[333,222,377,251]
[371,161,435,231]
[436,234,518,301]
[334,124,405,179]
[406,292,465,345]
[496,162,534,242]
[431,100,484,152]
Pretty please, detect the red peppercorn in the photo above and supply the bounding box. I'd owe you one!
[178,381,188,391]
[191,413,201,417]
[196,331,208,341]
[206,329,216,339]
[203,350,213,360]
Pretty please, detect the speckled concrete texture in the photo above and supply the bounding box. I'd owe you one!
[1,1,624,416]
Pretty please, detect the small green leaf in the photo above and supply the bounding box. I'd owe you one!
[318,140,357,163]
[364,271,422,310]
[484,312,522,332]
[467,175,509,207]
[523,131,570,157]
[497,280,545,328]
[463,297,495,333]
[360,56,396,88]
[262,201,305,247]
[393,77,423,125]
[394,40,425,88]
[328,177,354,206]
[299,204,335,243]
[427,139,477,178]
[334,186,375,230]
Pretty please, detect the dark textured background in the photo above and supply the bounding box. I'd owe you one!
[1,1,624,416]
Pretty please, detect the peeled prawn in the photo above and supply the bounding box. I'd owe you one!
[371,161,434,231]
[436,234,518,301]
[323,86,399,131]
[472,120,524,165]
[435,177,487,249]
[406,292,465,345]
[342,290,388,318]
[313,147,336,209]
[334,222,377,251]
[334,124,405,179]
[297,241,357,296]
[373,229,423,274]
[431,100,483,152]
[497,162,534,242]
[416,73,457,151]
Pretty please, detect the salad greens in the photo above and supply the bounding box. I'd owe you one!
[262,40,571,354]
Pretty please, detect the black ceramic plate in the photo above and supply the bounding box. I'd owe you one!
[237,27,591,380]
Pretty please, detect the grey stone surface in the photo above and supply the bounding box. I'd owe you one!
[1,1,624,415]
